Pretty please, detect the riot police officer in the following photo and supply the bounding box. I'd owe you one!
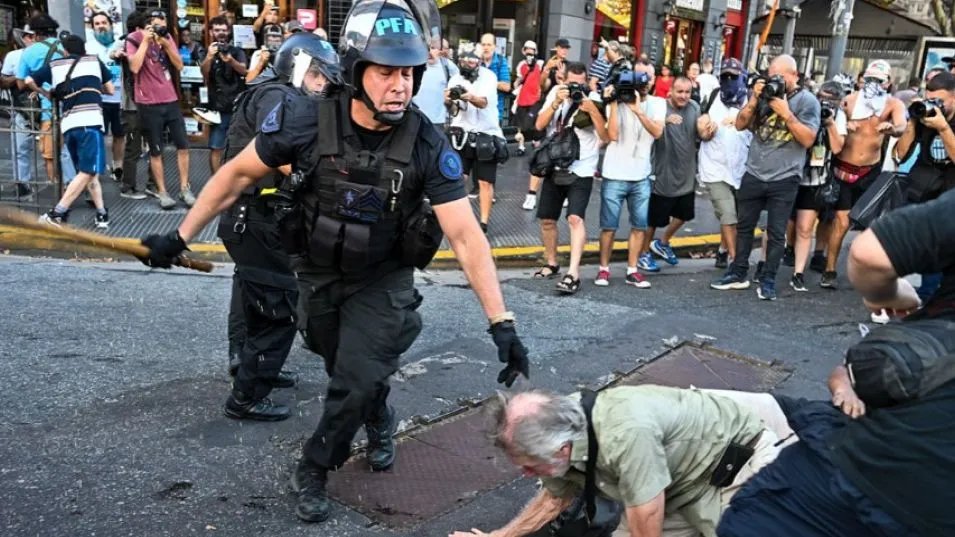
[137,0,530,524]
[219,32,344,421]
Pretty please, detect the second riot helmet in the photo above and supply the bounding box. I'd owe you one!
[274,32,344,92]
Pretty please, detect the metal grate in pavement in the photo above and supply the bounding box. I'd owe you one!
[327,344,791,530]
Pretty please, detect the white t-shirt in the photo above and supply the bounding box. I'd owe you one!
[1,48,22,77]
[448,67,503,138]
[601,95,667,181]
[541,85,603,178]
[698,99,753,189]
[697,73,719,103]
[84,33,122,104]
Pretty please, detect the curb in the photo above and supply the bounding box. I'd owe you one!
[0,224,749,269]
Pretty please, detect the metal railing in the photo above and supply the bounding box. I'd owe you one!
[0,95,67,213]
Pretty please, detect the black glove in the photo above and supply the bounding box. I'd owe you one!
[489,321,529,388]
[139,231,188,268]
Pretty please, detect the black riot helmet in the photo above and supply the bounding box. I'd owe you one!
[338,0,441,125]
[273,32,344,93]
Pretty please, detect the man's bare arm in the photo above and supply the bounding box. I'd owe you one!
[498,488,572,537]
[625,492,666,537]
[178,140,273,241]
[735,99,758,131]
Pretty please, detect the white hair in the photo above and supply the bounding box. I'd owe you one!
[485,390,587,461]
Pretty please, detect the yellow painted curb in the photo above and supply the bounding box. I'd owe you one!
[0,224,758,263]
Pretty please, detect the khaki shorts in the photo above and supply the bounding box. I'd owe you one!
[703,181,738,226]
[38,120,56,160]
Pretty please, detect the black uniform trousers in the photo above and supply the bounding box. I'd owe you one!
[218,196,299,400]
[121,110,145,192]
[296,261,423,470]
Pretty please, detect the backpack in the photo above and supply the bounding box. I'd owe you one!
[17,40,62,129]
[845,318,955,408]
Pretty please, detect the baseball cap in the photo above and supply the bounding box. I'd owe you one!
[22,24,34,35]
[720,57,743,76]
[285,20,305,33]
[552,38,571,50]
[522,40,537,51]
[863,60,891,82]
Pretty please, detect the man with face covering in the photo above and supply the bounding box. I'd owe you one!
[446,44,505,233]
[135,0,529,524]
[85,11,125,182]
[697,58,753,270]
[821,60,905,290]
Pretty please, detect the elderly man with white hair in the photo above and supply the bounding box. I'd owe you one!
[449,386,792,537]
[711,54,820,301]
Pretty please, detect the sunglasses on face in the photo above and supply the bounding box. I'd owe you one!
[720,73,739,81]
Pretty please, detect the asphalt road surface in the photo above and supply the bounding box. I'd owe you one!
[0,253,877,537]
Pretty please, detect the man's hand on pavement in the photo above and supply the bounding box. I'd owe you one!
[832,388,867,419]
[489,321,529,387]
[862,277,922,318]
[139,231,188,269]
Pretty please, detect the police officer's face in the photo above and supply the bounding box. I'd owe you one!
[363,65,414,112]
[303,71,329,94]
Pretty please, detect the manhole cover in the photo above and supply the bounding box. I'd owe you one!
[328,343,790,530]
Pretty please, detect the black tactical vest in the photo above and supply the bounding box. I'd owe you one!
[301,96,423,273]
[223,81,298,190]
[210,53,246,113]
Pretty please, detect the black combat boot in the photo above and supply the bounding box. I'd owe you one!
[223,391,291,421]
[291,460,331,522]
[365,404,398,472]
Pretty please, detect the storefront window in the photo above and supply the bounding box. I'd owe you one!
[663,17,701,74]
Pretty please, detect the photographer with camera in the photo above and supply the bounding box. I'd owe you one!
[710,55,820,301]
[894,71,955,205]
[445,45,506,233]
[819,60,905,290]
[252,0,282,47]
[532,62,609,294]
[594,63,665,288]
[697,58,753,270]
[200,16,248,175]
[246,26,285,84]
[126,9,192,210]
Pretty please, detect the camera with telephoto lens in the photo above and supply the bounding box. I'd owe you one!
[566,82,587,104]
[217,44,238,58]
[760,75,786,100]
[609,70,650,104]
[152,25,169,38]
[820,101,836,120]
[448,85,467,101]
[909,98,944,120]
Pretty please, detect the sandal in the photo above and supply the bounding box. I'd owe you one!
[534,264,560,279]
[556,274,581,294]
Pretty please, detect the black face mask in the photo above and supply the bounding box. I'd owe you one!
[460,65,479,82]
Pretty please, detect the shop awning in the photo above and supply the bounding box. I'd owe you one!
[751,0,938,38]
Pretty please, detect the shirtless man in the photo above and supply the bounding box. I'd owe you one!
[822,60,906,289]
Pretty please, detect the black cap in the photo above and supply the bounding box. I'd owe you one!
[553,38,571,50]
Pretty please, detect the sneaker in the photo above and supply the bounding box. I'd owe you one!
[15,183,34,201]
[516,145,526,156]
[752,261,765,284]
[650,239,679,266]
[714,250,729,269]
[94,210,109,230]
[625,272,651,289]
[291,461,331,523]
[192,107,222,125]
[468,183,479,199]
[757,279,778,301]
[158,193,177,210]
[790,273,808,292]
[809,252,827,274]
[223,393,291,421]
[638,252,660,273]
[179,188,196,207]
[594,269,610,287]
[711,272,751,290]
[119,186,147,200]
[145,182,160,199]
[782,246,795,267]
[871,309,890,324]
[820,271,838,289]
[112,168,123,182]
[38,210,66,227]
[522,193,537,211]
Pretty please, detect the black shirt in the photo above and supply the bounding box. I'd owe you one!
[870,188,955,319]
[254,94,467,207]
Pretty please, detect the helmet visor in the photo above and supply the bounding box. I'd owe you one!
[339,0,441,54]
[291,48,344,89]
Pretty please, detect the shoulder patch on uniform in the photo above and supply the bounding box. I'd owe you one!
[261,101,283,133]
[438,150,463,181]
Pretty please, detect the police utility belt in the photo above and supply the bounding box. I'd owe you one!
[303,100,443,273]
[447,127,509,164]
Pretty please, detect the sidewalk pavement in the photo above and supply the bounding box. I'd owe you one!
[0,147,728,264]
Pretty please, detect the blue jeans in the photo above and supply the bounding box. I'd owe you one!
[599,178,651,231]
[209,113,232,150]
[11,114,33,183]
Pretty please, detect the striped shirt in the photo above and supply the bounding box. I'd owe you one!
[589,58,611,89]
[28,54,111,134]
